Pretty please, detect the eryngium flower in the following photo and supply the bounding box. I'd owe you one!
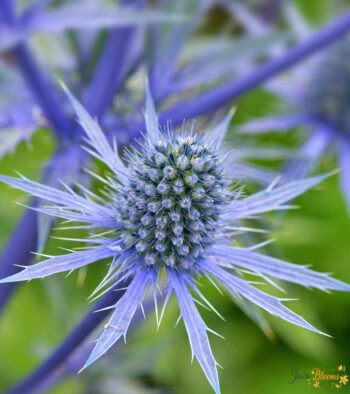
[301,39,350,133]
[237,8,350,216]
[1,88,349,394]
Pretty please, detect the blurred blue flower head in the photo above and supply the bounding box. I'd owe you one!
[1,87,350,394]
[302,37,350,133]
[238,10,350,216]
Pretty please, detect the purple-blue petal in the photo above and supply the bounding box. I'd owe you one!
[226,173,333,220]
[82,268,151,370]
[202,260,327,336]
[210,245,350,291]
[168,269,221,394]
[0,244,115,283]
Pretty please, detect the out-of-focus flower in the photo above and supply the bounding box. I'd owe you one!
[146,0,285,105]
[1,88,349,394]
[237,3,350,216]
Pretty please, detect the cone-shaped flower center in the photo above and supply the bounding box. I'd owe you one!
[303,37,350,133]
[117,136,229,269]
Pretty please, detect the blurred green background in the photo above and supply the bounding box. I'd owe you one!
[1,1,350,393]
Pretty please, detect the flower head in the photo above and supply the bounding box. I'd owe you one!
[1,87,349,394]
[237,7,350,216]
[117,130,230,269]
[302,37,350,134]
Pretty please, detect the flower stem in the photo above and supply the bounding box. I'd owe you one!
[1,2,71,138]
[11,44,72,138]
[0,208,37,313]
[82,0,142,119]
[0,0,15,24]
[83,28,141,118]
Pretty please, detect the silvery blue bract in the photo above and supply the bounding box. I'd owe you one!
[1,88,349,394]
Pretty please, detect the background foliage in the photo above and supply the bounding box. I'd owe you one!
[1,1,350,393]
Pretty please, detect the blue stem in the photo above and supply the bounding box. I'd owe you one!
[6,282,129,394]
[84,28,141,118]
[12,44,72,138]
[83,0,142,118]
[0,208,37,313]
[1,0,71,138]
[0,0,15,24]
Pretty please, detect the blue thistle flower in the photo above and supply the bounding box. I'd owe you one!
[300,40,350,133]
[238,4,350,216]
[1,87,350,394]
